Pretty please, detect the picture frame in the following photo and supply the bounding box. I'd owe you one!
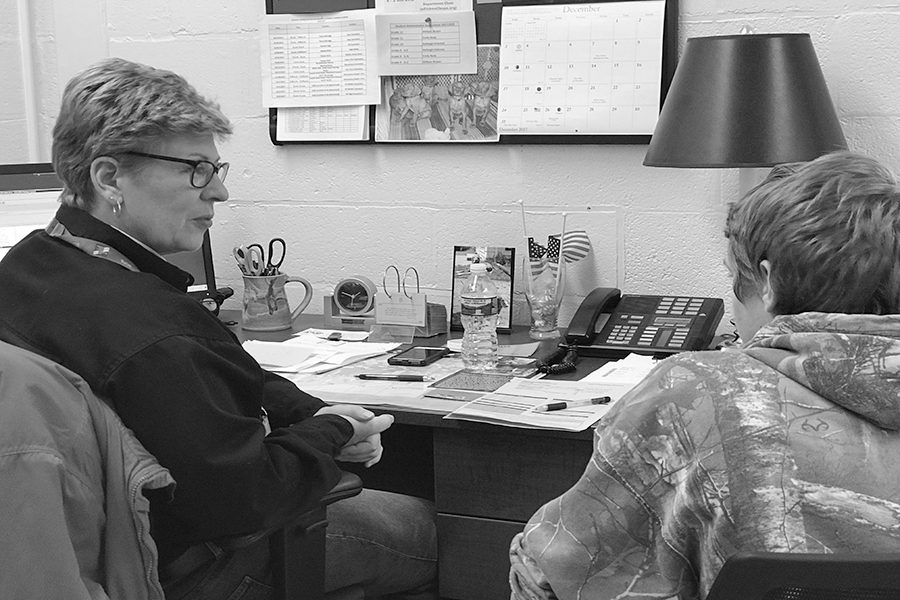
[450,245,516,333]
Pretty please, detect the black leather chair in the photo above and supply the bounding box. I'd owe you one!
[271,471,363,600]
[705,552,900,600]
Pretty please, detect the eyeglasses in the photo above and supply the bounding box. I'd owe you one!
[124,151,229,188]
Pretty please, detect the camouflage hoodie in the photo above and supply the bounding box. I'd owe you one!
[510,313,900,600]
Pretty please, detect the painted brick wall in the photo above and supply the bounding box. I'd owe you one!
[5,0,900,330]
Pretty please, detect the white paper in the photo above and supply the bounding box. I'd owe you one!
[275,106,370,141]
[498,341,541,357]
[284,354,469,412]
[497,1,665,135]
[242,336,399,375]
[377,0,470,12]
[580,352,658,384]
[260,11,381,107]
[444,377,625,431]
[375,293,427,326]
[375,11,477,75]
[298,328,371,342]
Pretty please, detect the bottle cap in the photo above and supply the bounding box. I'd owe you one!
[470,262,487,273]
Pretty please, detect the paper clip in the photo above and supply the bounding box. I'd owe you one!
[383,265,401,299]
[403,267,420,299]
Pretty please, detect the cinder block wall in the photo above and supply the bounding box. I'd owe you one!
[3,1,899,329]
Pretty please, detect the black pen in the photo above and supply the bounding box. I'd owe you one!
[356,374,434,382]
[534,396,611,412]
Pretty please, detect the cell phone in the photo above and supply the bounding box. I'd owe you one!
[387,346,450,367]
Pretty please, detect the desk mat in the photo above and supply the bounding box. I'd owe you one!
[430,370,516,392]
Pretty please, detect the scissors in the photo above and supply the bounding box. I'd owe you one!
[232,245,264,276]
[246,237,286,276]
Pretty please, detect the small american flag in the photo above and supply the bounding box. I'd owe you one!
[546,235,561,264]
[561,230,591,263]
[528,237,547,261]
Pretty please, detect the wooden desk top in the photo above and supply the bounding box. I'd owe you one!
[221,310,601,439]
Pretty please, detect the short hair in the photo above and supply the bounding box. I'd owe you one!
[52,57,233,209]
[725,151,900,315]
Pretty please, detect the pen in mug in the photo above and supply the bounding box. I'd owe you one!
[356,374,434,382]
[534,396,611,412]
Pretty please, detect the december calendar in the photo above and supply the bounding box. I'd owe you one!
[497,1,665,136]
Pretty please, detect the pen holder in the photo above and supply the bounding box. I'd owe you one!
[241,273,313,331]
[415,302,448,338]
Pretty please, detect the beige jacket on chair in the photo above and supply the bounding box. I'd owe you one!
[0,340,175,600]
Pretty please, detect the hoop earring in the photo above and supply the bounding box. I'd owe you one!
[111,197,123,216]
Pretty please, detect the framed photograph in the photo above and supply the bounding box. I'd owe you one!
[374,45,501,143]
[450,245,516,333]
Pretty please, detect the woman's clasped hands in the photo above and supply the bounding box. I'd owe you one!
[315,404,394,468]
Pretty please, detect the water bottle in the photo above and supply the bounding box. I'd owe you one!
[460,262,500,370]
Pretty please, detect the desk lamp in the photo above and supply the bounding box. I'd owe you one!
[643,32,846,189]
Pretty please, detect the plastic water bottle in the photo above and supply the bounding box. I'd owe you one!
[460,262,500,370]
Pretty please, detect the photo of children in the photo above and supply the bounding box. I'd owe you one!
[376,45,500,142]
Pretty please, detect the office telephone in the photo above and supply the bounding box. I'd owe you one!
[565,288,724,358]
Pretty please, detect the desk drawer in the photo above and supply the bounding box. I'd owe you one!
[437,513,522,600]
[434,427,592,521]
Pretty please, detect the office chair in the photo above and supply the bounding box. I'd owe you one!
[705,552,900,600]
[271,470,363,600]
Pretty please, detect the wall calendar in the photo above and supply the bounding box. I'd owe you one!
[497,0,666,136]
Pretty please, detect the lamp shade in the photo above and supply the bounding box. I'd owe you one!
[643,33,846,168]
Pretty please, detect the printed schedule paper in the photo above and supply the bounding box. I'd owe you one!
[275,106,370,141]
[375,11,477,75]
[376,0,471,11]
[497,1,666,136]
[261,11,380,107]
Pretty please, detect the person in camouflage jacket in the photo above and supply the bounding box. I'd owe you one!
[510,151,900,600]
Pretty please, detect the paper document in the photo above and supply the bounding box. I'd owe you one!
[377,0,471,12]
[375,11,477,75]
[444,377,623,431]
[285,354,469,413]
[580,352,658,384]
[242,335,399,375]
[298,328,371,342]
[275,106,370,141]
[260,11,380,107]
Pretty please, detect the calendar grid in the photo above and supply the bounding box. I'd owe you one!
[497,1,666,136]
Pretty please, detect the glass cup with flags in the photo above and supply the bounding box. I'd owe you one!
[524,235,566,339]
[523,230,591,339]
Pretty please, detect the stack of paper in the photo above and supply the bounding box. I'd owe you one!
[579,353,658,387]
[444,353,660,431]
[242,333,399,375]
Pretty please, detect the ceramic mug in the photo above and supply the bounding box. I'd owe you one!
[241,273,313,331]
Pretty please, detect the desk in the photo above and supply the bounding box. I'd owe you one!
[226,312,599,600]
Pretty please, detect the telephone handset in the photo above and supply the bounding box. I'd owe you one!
[565,287,724,358]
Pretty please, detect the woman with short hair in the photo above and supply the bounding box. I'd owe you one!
[0,57,437,600]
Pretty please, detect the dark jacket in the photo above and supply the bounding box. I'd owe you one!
[0,205,353,564]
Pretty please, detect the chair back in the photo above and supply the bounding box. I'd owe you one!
[706,552,900,600]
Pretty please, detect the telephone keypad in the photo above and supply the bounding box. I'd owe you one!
[570,292,724,357]
[610,299,701,348]
[607,324,638,344]
[658,296,704,317]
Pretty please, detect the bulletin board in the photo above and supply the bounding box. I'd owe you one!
[264,0,678,144]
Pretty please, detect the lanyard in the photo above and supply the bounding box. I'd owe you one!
[46,219,140,273]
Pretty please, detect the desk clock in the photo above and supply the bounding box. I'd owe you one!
[323,275,377,330]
